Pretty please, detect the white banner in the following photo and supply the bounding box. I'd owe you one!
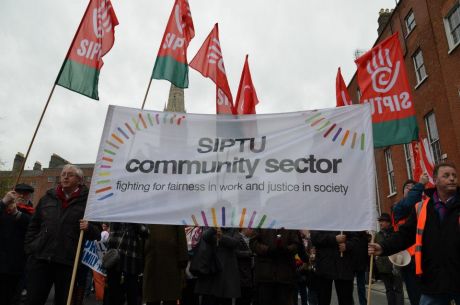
[85,104,376,230]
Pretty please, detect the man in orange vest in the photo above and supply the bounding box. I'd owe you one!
[391,173,429,305]
[369,162,460,305]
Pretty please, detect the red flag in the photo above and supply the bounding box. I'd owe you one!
[190,23,233,114]
[355,33,418,147]
[235,55,259,114]
[335,68,352,107]
[152,0,195,88]
[56,0,119,99]
[410,138,435,187]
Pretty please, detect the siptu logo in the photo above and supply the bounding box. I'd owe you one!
[208,38,226,74]
[93,0,114,38]
[366,47,400,93]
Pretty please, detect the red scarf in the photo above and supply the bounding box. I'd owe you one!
[17,203,35,215]
[55,185,81,209]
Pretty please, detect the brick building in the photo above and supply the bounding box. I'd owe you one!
[0,153,94,206]
[348,0,460,213]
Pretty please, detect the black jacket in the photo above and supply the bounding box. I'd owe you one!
[310,230,358,281]
[250,228,300,284]
[24,185,100,266]
[0,202,31,274]
[380,187,460,295]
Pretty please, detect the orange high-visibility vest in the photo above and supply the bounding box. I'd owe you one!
[414,198,429,275]
[392,213,416,256]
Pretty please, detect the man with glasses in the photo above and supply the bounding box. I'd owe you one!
[24,164,101,305]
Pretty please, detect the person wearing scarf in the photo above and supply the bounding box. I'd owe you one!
[24,164,101,305]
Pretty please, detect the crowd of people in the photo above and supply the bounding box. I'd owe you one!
[0,162,458,305]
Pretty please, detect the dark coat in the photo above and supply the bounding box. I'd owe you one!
[352,231,370,273]
[143,224,188,303]
[0,202,31,274]
[194,228,241,298]
[380,187,460,295]
[374,227,394,274]
[236,232,254,288]
[24,186,100,266]
[250,228,300,284]
[310,230,358,281]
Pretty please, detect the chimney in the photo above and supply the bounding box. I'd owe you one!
[33,161,42,171]
[12,152,25,172]
[377,8,393,36]
[49,154,70,168]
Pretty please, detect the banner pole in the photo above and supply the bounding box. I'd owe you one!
[66,230,84,305]
[14,84,57,185]
[141,78,153,110]
[366,232,375,305]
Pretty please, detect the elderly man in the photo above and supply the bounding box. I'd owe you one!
[369,162,460,305]
[0,183,34,305]
[24,164,100,305]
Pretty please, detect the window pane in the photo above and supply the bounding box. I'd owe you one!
[448,5,460,45]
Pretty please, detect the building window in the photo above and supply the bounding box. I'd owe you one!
[384,148,397,195]
[356,88,362,102]
[425,112,442,164]
[47,176,55,183]
[403,143,414,180]
[405,10,416,35]
[444,3,460,51]
[412,49,427,84]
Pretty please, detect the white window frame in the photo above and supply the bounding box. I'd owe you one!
[443,2,460,53]
[405,10,416,36]
[384,148,397,196]
[424,112,442,164]
[403,143,414,180]
[356,88,362,102]
[412,49,427,85]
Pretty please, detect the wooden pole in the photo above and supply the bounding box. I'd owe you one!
[367,232,375,305]
[13,84,56,185]
[66,230,84,305]
[141,78,153,110]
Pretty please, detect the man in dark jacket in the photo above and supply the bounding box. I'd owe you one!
[369,162,460,305]
[24,164,100,305]
[0,183,34,305]
[311,230,358,305]
[250,228,300,305]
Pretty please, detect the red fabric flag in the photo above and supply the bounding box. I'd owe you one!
[56,0,119,100]
[235,55,259,114]
[335,67,352,107]
[152,0,195,88]
[355,33,418,147]
[190,23,233,114]
[410,138,435,187]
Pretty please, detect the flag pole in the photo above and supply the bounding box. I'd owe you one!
[14,84,56,186]
[141,78,153,110]
[367,232,376,305]
[66,230,85,305]
[13,0,92,185]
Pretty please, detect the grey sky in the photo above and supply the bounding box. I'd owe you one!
[0,0,396,169]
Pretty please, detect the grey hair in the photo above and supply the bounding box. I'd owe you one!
[62,164,84,180]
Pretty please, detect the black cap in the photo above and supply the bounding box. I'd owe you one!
[378,213,391,222]
[14,183,34,193]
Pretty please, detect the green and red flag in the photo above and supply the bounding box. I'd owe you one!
[355,33,418,147]
[235,55,259,114]
[335,67,352,107]
[152,0,195,88]
[56,0,118,100]
[190,23,233,114]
